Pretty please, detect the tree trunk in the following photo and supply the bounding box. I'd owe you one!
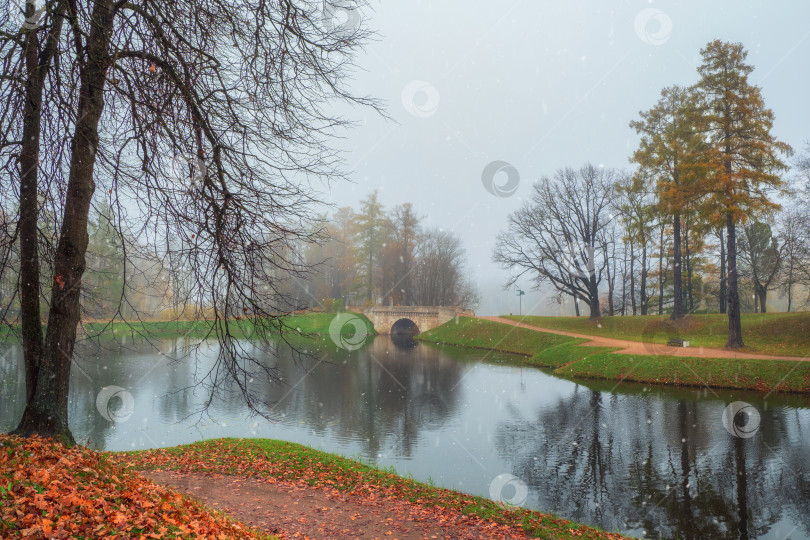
[787,282,792,313]
[630,240,636,316]
[621,247,627,316]
[15,0,114,442]
[588,290,601,319]
[18,25,46,407]
[726,214,744,348]
[719,230,727,314]
[671,214,683,320]
[658,225,664,315]
[685,227,693,313]
[640,242,648,315]
[605,242,614,316]
[758,288,767,314]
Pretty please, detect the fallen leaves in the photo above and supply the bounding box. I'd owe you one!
[0,435,270,539]
[111,438,630,540]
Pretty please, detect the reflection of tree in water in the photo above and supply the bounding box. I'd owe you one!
[61,336,215,449]
[0,344,24,432]
[494,387,810,539]
[255,336,464,458]
[3,334,463,457]
[64,338,162,449]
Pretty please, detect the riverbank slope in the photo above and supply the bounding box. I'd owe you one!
[113,438,629,539]
[0,434,630,539]
[417,316,810,394]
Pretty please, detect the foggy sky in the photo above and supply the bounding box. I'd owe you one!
[322,1,810,316]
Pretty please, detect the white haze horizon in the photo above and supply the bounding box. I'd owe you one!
[319,1,810,316]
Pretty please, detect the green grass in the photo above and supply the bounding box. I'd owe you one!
[113,438,630,539]
[554,351,810,393]
[533,342,616,367]
[2,311,377,342]
[417,316,603,368]
[421,317,810,394]
[278,312,376,335]
[503,312,810,358]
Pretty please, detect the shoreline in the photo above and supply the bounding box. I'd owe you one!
[112,437,631,539]
[417,317,810,395]
[0,434,631,539]
[0,311,378,342]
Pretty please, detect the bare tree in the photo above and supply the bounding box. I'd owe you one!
[776,208,809,311]
[739,222,782,313]
[598,219,619,316]
[412,228,478,308]
[2,0,379,442]
[796,145,810,199]
[493,164,617,319]
[615,173,657,315]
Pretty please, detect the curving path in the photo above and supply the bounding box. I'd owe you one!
[473,316,809,362]
[143,470,535,539]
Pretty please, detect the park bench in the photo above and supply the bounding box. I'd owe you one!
[667,338,690,348]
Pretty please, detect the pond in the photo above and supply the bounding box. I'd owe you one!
[1,335,809,539]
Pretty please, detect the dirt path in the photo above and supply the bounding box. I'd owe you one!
[475,316,808,361]
[143,471,531,540]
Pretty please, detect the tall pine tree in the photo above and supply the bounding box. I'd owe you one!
[695,40,791,347]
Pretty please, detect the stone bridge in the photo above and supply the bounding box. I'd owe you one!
[360,306,475,335]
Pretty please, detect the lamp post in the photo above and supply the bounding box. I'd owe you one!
[516,288,525,316]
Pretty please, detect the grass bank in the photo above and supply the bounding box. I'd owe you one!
[0,434,274,539]
[557,351,810,393]
[1,311,376,342]
[503,312,810,358]
[112,437,629,539]
[421,318,810,394]
[417,316,613,368]
[84,311,377,339]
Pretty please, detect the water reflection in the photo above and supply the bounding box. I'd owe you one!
[1,336,810,539]
[495,382,810,539]
[391,333,419,350]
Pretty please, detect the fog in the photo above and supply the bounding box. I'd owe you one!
[322,1,810,315]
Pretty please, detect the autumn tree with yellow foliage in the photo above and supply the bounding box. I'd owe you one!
[695,40,792,348]
[630,85,708,320]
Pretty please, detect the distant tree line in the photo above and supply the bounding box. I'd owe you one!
[296,190,479,310]
[494,40,806,348]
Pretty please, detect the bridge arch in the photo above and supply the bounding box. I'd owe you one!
[391,318,420,335]
[359,306,475,335]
